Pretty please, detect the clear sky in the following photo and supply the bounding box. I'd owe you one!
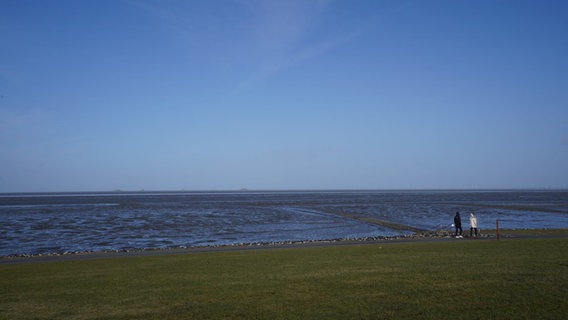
[1,0,567,192]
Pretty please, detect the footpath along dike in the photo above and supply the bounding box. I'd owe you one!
[2,229,566,265]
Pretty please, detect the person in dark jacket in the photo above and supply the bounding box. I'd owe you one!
[454,212,463,237]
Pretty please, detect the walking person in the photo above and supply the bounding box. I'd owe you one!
[469,212,478,237]
[454,212,463,237]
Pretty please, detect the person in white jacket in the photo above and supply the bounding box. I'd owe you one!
[469,212,478,237]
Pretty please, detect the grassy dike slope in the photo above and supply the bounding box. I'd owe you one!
[1,237,567,319]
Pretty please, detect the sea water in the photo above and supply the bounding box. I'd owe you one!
[1,190,567,256]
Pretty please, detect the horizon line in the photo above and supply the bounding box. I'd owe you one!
[1,187,567,196]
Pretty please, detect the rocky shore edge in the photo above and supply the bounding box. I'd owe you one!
[1,230,500,261]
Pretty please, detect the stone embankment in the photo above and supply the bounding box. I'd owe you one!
[1,229,498,261]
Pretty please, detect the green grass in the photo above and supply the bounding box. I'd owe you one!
[1,237,567,319]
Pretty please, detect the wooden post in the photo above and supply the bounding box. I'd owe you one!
[496,219,500,240]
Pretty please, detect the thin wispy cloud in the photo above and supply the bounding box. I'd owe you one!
[244,0,329,51]
[129,1,376,93]
[235,25,362,93]
[233,0,414,93]
[234,0,359,92]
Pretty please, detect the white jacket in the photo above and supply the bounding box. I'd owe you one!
[469,213,477,228]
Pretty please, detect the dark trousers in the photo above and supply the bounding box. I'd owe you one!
[470,228,478,237]
[455,225,462,236]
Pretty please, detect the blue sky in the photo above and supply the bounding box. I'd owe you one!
[1,0,567,192]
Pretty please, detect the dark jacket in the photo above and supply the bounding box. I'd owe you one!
[454,213,462,227]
